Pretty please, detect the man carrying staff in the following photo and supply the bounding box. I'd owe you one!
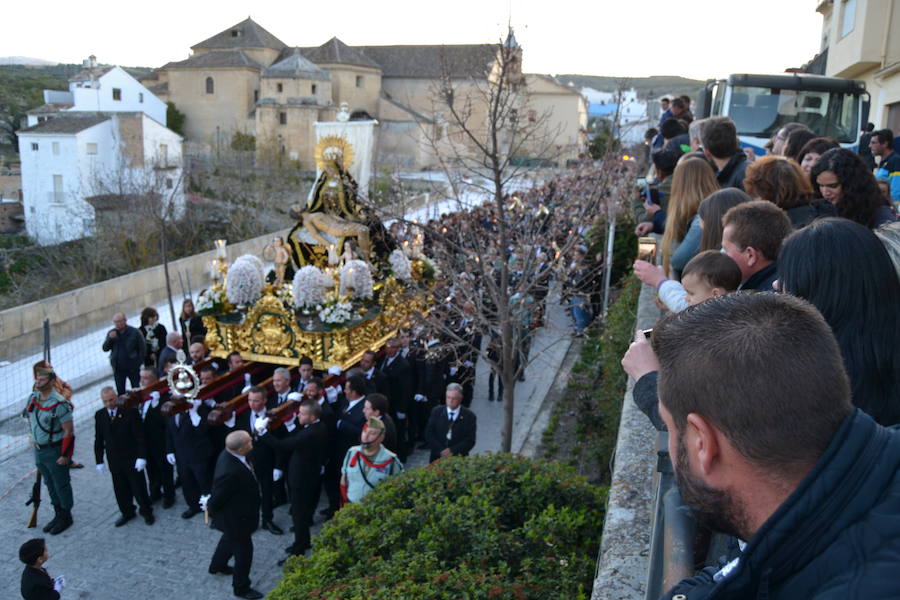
[24,365,75,535]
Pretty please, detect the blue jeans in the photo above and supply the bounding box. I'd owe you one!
[570,296,592,333]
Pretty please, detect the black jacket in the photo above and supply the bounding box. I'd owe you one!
[139,322,167,368]
[335,397,367,460]
[663,409,900,599]
[94,406,146,471]
[102,325,146,371]
[165,405,213,465]
[715,151,749,191]
[260,420,327,490]
[230,408,277,473]
[156,345,179,378]
[141,393,170,458]
[785,198,836,229]
[207,450,260,538]
[377,354,413,414]
[20,566,58,600]
[738,262,778,292]
[424,405,477,462]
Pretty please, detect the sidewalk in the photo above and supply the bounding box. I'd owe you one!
[0,293,576,600]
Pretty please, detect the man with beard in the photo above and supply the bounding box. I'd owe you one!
[646,293,900,599]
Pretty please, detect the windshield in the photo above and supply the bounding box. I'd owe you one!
[727,86,860,143]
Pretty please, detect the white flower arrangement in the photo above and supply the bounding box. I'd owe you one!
[226,257,264,306]
[275,282,293,305]
[196,287,226,315]
[421,254,440,280]
[339,259,374,299]
[292,265,329,309]
[235,254,265,281]
[318,299,355,325]
[388,249,413,282]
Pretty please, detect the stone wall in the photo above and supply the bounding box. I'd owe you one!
[0,230,287,360]
[591,282,662,600]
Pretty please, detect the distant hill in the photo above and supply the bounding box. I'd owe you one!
[0,56,60,66]
[554,74,706,100]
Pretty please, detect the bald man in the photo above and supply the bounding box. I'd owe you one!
[205,431,263,599]
[101,312,146,394]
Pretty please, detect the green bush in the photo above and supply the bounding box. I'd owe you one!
[270,454,606,600]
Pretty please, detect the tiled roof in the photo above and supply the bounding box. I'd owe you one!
[18,115,110,134]
[353,44,497,79]
[191,17,287,51]
[68,65,115,82]
[26,103,74,116]
[300,38,380,70]
[263,48,330,80]
[165,50,262,70]
[146,82,169,95]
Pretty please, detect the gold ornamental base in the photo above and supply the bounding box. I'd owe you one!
[203,278,429,371]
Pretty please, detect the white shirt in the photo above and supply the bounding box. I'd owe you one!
[363,367,375,379]
[347,396,364,413]
[108,409,117,419]
[447,408,459,422]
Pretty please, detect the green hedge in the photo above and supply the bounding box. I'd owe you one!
[269,454,606,600]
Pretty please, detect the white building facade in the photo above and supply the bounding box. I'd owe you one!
[18,59,181,245]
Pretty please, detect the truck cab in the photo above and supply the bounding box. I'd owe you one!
[697,73,869,155]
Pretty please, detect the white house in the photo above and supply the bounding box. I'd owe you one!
[583,87,652,145]
[18,58,182,245]
[26,57,167,127]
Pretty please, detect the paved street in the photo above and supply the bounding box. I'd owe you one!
[0,296,573,599]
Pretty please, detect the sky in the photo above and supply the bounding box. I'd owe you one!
[2,0,824,80]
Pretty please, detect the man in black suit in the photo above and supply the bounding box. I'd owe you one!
[226,386,284,536]
[358,350,387,396]
[101,312,146,394]
[258,400,327,561]
[165,398,213,519]
[425,383,477,463]
[322,374,367,519]
[447,308,481,408]
[138,368,174,508]
[204,430,263,600]
[265,368,294,526]
[304,377,339,518]
[156,332,183,378]
[93,386,154,526]
[377,338,412,459]
[294,356,315,393]
[412,337,448,446]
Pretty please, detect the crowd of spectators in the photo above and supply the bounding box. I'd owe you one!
[623,111,900,598]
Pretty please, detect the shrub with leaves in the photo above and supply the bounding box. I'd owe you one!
[269,453,606,600]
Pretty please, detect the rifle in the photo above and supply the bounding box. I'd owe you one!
[25,471,42,528]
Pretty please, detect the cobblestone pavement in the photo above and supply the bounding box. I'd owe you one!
[0,297,573,599]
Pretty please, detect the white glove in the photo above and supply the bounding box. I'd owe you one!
[244,373,252,384]
[254,416,270,434]
[204,398,217,408]
[325,386,339,403]
[396,412,407,420]
[224,412,236,428]
[284,418,297,433]
[273,468,283,482]
[190,399,202,411]
[149,391,160,408]
[449,366,458,376]
[96,463,106,474]
[241,385,252,394]
[463,360,474,368]
[188,402,201,427]
[199,494,210,511]
[166,453,176,466]
[134,458,146,472]
[414,394,427,403]
[53,575,65,593]
[287,391,302,402]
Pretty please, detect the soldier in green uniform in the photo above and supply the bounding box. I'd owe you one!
[24,366,76,535]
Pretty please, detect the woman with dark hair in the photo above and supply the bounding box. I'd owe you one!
[744,155,835,228]
[179,298,206,347]
[779,218,900,426]
[783,128,817,163]
[797,136,839,175]
[697,188,753,251]
[139,307,167,369]
[810,148,896,228]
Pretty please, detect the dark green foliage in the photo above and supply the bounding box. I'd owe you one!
[166,102,186,136]
[230,131,255,152]
[588,128,620,159]
[586,213,638,290]
[270,454,606,600]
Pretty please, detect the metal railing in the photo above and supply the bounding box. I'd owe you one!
[645,431,697,600]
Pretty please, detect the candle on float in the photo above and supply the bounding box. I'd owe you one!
[214,239,227,259]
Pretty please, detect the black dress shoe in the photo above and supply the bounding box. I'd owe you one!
[181,507,201,519]
[262,519,284,535]
[208,565,234,575]
[234,588,263,599]
[144,513,155,525]
[284,544,296,554]
[115,514,135,527]
[162,497,175,509]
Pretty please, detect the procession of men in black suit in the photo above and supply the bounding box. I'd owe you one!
[83,325,483,598]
